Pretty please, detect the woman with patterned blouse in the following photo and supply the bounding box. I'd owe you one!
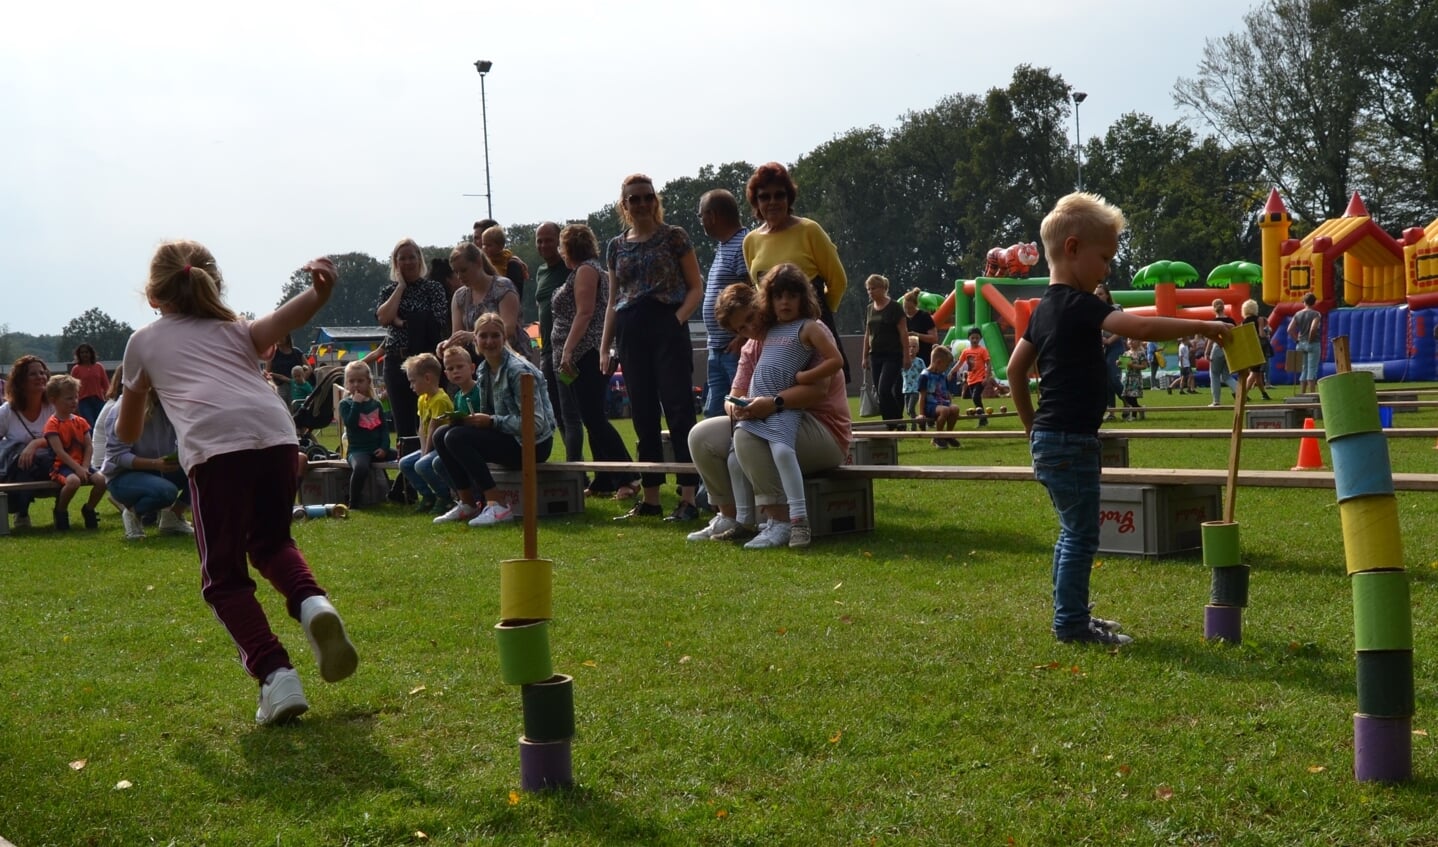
[374,238,451,442]
[552,224,639,497]
[598,173,705,522]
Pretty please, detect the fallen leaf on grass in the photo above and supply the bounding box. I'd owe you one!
[409,685,427,695]
[776,627,787,635]
[862,551,872,558]
[1155,785,1174,801]
[1414,729,1429,737]
[679,655,691,664]
[829,730,843,744]
[69,759,86,771]
[508,790,520,806]
[833,582,843,590]
[582,660,597,668]
[1117,764,1131,777]
[1034,661,1062,671]
[1070,665,1083,675]
[1093,559,1103,569]
[1307,765,1326,773]
[715,809,728,819]
[414,831,428,840]
[839,615,853,624]
[114,780,133,790]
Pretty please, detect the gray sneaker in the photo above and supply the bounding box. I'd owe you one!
[256,667,309,725]
[1088,605,1123,633]
[1056,623,1134,646]
[788,518,811,548]
[743,520,791,549]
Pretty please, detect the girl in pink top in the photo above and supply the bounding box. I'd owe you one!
[118,240,357,726]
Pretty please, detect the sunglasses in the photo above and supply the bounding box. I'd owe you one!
[626,193,656,204]
[757,190,787,202]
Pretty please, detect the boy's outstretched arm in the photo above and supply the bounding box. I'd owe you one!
[1104,311,1232,347]
[1007,338,1038,436]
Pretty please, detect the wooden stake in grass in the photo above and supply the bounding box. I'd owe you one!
[1224,374,1248,524]
[520,372,538,560]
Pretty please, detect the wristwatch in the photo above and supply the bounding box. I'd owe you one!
[773,394,785,410]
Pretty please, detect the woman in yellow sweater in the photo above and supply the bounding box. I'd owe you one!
[741,162,850,381]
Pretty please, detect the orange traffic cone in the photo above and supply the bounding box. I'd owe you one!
[1292,416,1324,471]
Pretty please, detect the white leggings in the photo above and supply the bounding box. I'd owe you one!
[734,432,807,520]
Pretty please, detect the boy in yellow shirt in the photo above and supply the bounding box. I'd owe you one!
[398,354,453,513]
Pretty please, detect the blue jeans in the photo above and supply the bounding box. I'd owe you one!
[704,348,741,418]
[109,469,188,516]
[399,449,451,500]
[1209,346,1235,404]
[1295,340,1319,382]
[1030,430,1102,636]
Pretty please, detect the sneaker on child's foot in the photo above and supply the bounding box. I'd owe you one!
[743,520,792,549]
[299,595,359,683]
[414,496,436,514]
[53,509,70,532]
[468,502,514,527]
[1088,606,1124,633]
[158,510,194,535]
[1056,622,1134,646]
[81,505,99,530]
[434,502,479,524]
[432,499,454,516]
[256,667,309,725]
[688,514,739,541]
[122,508,145,541]
[788,518,812,548]
[711,521,757,542]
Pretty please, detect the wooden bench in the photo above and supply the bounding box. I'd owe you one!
[0,480,62,536]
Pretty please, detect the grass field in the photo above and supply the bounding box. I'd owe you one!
[4,388,1438,846]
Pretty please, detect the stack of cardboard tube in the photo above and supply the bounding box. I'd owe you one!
[495,556,575,791]
[1319,368,1412,783]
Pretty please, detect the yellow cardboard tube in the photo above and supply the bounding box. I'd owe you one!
[500,559,554,622]
[1224,321,1265,372]
[1339,496,1404,575]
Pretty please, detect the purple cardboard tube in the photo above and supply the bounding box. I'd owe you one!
[1203,604,1242,644]
[519,736,574,792]
[1354,713,1412,783]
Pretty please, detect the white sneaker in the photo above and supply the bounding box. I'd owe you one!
[743,520,792,549]
[468,502,514,527]
[433,502,479,524]
[788,518,812,548]
[299,595,359,683]
[688,514,738,541]
[256,667,309,725]
[122,508,145,541]
[158,509,194,535]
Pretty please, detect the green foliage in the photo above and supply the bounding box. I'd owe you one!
[56,307,134,361]
[1174,0,1438,228]
[5,395,1438,844]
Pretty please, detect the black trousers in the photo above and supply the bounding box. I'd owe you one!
[558,347,639,492]
[616,300,699,489]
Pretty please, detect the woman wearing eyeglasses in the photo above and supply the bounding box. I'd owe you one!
[741,161,850,382]
[598,174,705,522]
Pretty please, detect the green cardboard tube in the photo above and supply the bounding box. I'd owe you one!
[495,619,553,686]
[1210,565,1250,608]
[1353,571,1413,652]
[1202,521,1241,568]
[522,673,576,742]
[1356,650,1414,718]
[1318,371,1382,441]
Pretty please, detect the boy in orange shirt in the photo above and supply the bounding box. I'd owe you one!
[950,327,991,426]
[43,374,109,530]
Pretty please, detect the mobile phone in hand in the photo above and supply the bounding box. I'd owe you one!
[725,394,749,407]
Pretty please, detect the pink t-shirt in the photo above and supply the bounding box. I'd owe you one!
[122,314,296,472]
[733,322,851,454]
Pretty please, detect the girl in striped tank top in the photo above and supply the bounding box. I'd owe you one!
[733,264,844,547]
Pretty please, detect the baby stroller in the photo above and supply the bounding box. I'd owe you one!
[293,364,345,461]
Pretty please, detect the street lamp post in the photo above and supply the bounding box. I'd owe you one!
[474,59,494,219]
[1072,91,1087,192]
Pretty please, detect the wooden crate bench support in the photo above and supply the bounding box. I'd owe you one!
[0,481,62,536]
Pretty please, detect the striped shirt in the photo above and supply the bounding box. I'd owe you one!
[703,227,749,350]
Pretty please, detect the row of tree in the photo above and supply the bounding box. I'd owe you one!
[14,0,1435,354]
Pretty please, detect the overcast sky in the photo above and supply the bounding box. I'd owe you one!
[2,0,1257,337]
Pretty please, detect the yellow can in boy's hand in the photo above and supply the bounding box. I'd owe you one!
[1225,322,1265,372]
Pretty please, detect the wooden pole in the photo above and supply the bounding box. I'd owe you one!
[1333,335,1351,375]
[1223,372,1249,524]
[520,372,537,559]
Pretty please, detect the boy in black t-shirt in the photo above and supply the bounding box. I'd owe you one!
[1008,193,1231,646]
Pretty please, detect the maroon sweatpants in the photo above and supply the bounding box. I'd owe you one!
[189,444,323,683]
